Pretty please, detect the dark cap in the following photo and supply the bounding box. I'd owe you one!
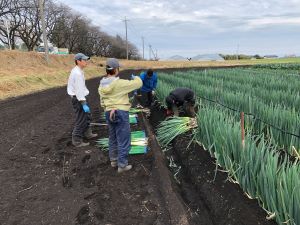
[74,53,90,61]
[147,69,153,76]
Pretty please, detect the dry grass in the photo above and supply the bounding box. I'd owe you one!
[0,51,105,99]
[0,50,299,100]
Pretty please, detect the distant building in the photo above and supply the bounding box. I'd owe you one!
[166,53,225,61]
[284,54,297,58]
[166,55,186,61]
[191,54,225,61]
[37,43,69,55]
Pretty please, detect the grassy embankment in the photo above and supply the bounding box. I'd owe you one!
[1,50,300,100]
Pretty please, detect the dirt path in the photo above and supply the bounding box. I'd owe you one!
[1,87,77,224]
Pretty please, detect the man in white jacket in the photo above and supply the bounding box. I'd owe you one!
[67,53,97,147]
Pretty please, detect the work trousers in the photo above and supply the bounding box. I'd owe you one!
[71,97,90,138]
[141,91,153,107]
[105,110,130,167]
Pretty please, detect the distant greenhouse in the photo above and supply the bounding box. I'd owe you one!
[191,54,225,61]
[166,55,187,61]
[166,54,224,61]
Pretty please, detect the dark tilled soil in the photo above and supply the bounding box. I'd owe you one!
[149,104,277,225]
[0,67,276,225]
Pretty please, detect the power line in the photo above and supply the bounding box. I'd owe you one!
[93,11,155,60]
[96,21,127,41]
[142,36,144,60]
[127,22,142,37]
[123,16,128,60]
[126,22,147,59]
[100,6,124,21]
[125,19,158,60]
[130,22,156,51]
[89,5,126,38]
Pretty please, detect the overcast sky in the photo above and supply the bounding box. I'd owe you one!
[57,0,300,59]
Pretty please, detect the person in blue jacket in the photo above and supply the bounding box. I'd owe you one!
[139,69,158,107]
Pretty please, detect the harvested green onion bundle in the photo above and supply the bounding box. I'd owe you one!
[130,107,150,115]
[95,138,109,151]
[130,145,148,154]
[96,131,148,154]
[129,108,143,113]
[157,117,197,148]
[129,114,138,124]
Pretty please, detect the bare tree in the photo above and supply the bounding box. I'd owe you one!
[65,14,90,53]
[105,35,140,59]
[45,1,65,40]
[50,10,114,56]
[0,0,141,58]
[0,0,22,48]
[0,18,20,49]
[0,0,14,17]
[107,35,126,58]
[93,32,113,57]
[128,42,140,60]
[48,4,71,48]
[50,11,88,53]
[13,0,41,50]
[83,26,113,57]
[10,0,63,51]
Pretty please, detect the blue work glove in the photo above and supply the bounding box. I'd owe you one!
[82,103,90,113]
[131,74,136,80]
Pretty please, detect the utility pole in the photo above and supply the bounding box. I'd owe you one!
[149,45,151,60]
[4,20,11,50]
[236,44,239,60]
[124,17,129,60]
[142,36,144,60]
[39,0,49,64]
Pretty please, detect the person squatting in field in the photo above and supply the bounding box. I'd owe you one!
[165,87,196,117]
[98,58,142,173]
[67,53,98,147]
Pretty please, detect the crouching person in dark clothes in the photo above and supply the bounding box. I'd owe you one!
[165,87,196,117]
[67,53,97,147]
